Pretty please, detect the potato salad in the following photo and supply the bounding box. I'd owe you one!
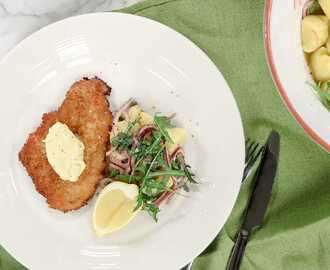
[301,0,330,109]
[104,99,197,221]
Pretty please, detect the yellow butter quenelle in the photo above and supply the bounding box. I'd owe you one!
[44,122,86,182]
[93,182,140,237]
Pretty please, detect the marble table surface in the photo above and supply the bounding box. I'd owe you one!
[0,0,142,59]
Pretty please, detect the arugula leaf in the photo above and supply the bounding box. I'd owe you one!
[184,164,198,184]
[171,158,181,170]
[146,133,163,155]
[129,135,163,183]
[148,169,186,178]
[114,174,140,183]
[134,194,144,211]
[308,82,330,110]
[142,146,164,180]
[154,115,174,143]
[144,203,160,222]
[134,164,147,175]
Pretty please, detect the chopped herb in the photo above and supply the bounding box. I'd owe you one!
[111,118,140,150]
[111,132,132,151]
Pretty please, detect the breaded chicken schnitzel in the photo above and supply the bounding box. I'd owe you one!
[19,78,112,212]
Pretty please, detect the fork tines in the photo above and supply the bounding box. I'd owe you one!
[243,139,264,180]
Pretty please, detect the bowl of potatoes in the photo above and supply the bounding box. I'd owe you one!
[264,0,330,152]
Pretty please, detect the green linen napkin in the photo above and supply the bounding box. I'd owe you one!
[2,0,330,269]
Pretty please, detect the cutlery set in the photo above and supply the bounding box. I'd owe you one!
[182,131,280,270]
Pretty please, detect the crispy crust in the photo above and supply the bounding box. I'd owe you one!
[19,78,112,212]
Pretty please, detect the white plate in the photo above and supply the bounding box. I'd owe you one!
[0,13,244,270]
[264,0,330,152]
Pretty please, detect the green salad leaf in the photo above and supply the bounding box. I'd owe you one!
[143,203,160,222]
[154,115,174,143]
[308,82,330,110]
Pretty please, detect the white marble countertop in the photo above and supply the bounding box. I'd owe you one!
[0,0,142,59]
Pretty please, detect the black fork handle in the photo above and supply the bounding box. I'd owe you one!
[226,229,249,270]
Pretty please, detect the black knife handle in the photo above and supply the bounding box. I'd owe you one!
[226,229,249,270]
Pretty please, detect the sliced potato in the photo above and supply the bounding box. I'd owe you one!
[139,111,154,126]
[301,15,328,53]
[310,47,330,81]
[166,128,188,154]
[320,0,330,20]
[110,120,129,138]
[116,120,129,133]
[128,105,142,122]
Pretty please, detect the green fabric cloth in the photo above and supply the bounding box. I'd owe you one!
[2,0,330,269]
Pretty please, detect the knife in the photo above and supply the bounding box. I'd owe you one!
[226,131,280,270]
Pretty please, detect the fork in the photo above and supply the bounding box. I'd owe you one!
[242,139,264,181]
[180,139,264,270]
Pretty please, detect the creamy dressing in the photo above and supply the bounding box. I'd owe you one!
[44,122,86,182]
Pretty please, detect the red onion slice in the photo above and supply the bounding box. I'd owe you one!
[138,125,155,139]
[108,149,131,173]
[109,160,126,174]
[113,98,135,124]
[163,147,171,166]
[108,150,130,161]
[132,136,139,148]
[129,156,135,171]
[170,146,185,162]
[302,0,313,17]
[138,125,155,140]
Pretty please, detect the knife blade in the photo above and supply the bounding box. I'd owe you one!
[226,131,280,270]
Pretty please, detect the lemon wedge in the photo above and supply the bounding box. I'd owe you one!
[93,181,140,237]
